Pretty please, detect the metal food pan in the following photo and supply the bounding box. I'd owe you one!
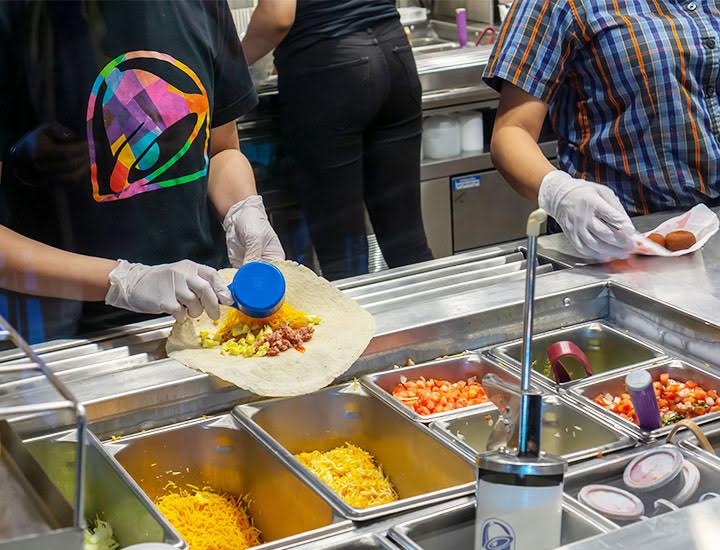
[387,496,616,549]
[564,444,720,525]
[569,360,720,438]
[678,421,720,457]
[234,384,476,521]
[0,421,80,549]
[25,429,183,548]
[431,394,636,465]
[104,415,352,549]
[361,354,522,424]
[491,321,665,387]
[298,533,399,549]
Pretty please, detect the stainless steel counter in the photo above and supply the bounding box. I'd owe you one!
[2,207,720,549]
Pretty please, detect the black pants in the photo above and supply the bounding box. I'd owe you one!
[277,19,433,281]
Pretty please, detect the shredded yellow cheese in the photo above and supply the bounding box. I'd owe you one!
[217,303,319,337]
[155,483,261,550]
[295,443,399,508]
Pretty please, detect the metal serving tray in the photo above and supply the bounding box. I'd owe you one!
[569,360,720,439]
[234,384,476,521]
[387,496,616,549]
[491,321,664,387]
[361,354,521,424]
[0,421,79,550]
[431,394,636,465]
[564,444,720,525]
[104,415,352,549]
[25,429,182,548]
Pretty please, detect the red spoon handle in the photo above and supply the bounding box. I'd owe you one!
[547,341,593,384]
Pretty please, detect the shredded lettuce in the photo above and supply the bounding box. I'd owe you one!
[84,518,119,550]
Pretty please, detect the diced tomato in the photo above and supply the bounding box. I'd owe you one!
[594,373,718,427]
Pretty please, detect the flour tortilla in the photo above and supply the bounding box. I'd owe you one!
[166,260,376,396]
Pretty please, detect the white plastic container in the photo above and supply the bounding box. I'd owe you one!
[423,115,461,160]
[476,480,563,550]
[459,111,485,153]
[475,452,566,550]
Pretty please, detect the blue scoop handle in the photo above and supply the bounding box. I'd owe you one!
[227,261,286,318]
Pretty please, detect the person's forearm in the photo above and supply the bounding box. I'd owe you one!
[241,0,296,65]
[490,126,556,203]
[208,149,258,219]
[0,226,117,300]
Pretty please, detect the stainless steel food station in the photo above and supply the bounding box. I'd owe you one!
[3,206,720,549]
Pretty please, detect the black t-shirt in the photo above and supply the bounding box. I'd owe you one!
[275,0,398,61]
[0,0,257,340]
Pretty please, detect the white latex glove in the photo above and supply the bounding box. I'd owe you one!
[539,170,636,260]
[223,194,285,267]
[105,259,233,321]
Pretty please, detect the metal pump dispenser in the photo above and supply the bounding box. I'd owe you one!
[474,209,567,550]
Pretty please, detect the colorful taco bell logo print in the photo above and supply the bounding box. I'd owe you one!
[480,518,515,550]
[86,51,210,202]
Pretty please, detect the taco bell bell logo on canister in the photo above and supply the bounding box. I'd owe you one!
[480,518,515,550]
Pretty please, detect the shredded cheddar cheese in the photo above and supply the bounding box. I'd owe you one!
[217,303,320,336]
[295,443,398,508]
[155,483,261,550]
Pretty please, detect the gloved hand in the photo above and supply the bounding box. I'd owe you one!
[539,170,636,260]
[105,259,233,321]
[223,194,285,267]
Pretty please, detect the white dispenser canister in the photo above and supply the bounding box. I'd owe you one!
[459,111,484,152]
[422,115,461,159]
[475,451,566,550]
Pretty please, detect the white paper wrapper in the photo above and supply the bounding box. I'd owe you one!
[632,204,720,256]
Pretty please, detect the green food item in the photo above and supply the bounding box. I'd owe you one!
[542,359,553,379]
[662,411,686,426]
[84,518,119,550]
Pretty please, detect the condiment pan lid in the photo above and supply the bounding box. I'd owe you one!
[578,484,645,521]
[672,460,701,505]
[623,447,684,492]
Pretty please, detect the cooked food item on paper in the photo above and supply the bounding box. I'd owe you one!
[167,261,375,396]
[155,483,261,550]
[391,375,489,415]
[595,373,720,426]
[647,232,666,247]
[295,443,398,508]
[664,230,697,251]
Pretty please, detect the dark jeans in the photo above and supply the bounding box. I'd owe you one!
[277,19,434,281]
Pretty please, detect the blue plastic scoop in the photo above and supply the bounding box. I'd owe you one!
[227,261,286,318]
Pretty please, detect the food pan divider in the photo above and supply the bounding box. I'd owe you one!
[103,414,353,550]
[233,383,476,521]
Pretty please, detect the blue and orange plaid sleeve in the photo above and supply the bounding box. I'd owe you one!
[483,0,579,103]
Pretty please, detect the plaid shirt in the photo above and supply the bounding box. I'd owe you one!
[484,0,720,215]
